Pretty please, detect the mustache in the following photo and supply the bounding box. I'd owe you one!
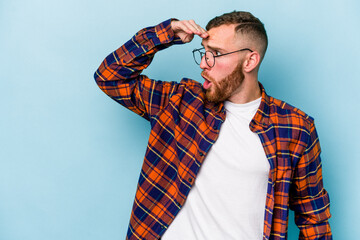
[201,71,214,82]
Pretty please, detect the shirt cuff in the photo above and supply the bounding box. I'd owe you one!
[155,18,184,45]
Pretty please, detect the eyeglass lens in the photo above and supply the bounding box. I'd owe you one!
[193,50,215,68]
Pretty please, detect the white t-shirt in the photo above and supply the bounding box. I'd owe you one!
[162,97,270,240]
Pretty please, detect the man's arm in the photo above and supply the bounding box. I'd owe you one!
[289,121,332,239]
[94,19,208,120]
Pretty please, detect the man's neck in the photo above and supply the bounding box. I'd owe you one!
[227,78,261,104]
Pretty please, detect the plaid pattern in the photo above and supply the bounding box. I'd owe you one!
[94,19,332,240]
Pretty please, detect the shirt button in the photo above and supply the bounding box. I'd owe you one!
[199,152,204,156]
[214,126,218,130]
[188,178,193,183]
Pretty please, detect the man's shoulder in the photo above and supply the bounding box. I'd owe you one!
[179,78,203,88]
[267,95,315,126]
[175,78,205,95]
[151,77,202,92]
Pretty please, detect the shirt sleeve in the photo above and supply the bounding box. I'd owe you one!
[94,19,184,120]
[289,121,332,239]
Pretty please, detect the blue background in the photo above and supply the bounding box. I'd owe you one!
[1,0,359,239]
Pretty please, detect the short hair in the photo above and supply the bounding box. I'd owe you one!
[206,11,268,60]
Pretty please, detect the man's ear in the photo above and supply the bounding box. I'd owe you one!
[243,51,261,72]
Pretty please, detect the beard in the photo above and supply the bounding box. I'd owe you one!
[202,61,245,103]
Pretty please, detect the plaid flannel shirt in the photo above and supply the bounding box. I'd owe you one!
[94,19,332,240]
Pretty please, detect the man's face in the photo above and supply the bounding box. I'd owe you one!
[203,61,244,103]
[200,24,246,103]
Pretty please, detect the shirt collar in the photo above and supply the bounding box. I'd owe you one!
[250,82,272,130]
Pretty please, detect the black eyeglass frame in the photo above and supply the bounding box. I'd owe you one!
[192,47,253,68]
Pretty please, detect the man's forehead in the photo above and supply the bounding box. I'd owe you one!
[201,24,238,49]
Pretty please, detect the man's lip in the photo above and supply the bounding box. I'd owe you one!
[201,73,210,82]
[201,73,212,90]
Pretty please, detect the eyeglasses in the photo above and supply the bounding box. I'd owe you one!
[192,47,253,68]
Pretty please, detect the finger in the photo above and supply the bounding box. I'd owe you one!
[187,20,206,33]
[183,20,202,35]
[187,20,208,38]
[188,20,202,33]
[175,21,195,35]
[197,25,209,38]
[196,24,209,38]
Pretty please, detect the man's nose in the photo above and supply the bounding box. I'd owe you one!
[199,54,210,70]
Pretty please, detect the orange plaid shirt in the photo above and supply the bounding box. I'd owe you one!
[94,19,332,240]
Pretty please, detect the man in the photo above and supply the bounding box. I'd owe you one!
[94,11,332,240]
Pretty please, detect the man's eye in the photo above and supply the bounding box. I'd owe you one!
[215,51,221,56]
